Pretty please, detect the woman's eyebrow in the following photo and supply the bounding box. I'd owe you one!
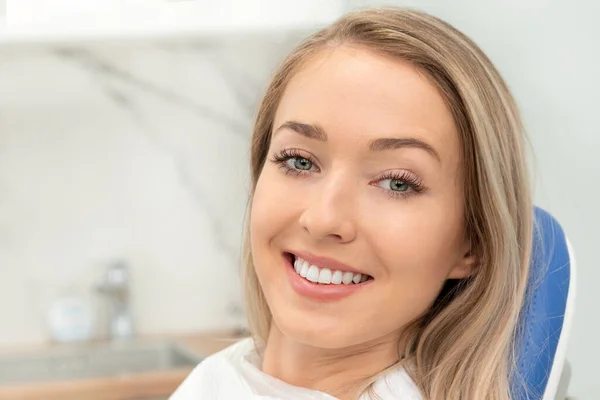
[275,120,441,163]
[369,137,441,163]
[275,121,327,141]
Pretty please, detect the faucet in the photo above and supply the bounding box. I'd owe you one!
[95,261,134,340]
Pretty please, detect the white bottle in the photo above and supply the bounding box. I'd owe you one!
[47,296,94,343]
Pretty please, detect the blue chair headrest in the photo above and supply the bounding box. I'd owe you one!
[513,207,574,400]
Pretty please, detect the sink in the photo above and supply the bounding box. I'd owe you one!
[0,341,202,385]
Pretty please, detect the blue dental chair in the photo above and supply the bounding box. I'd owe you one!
[513,207,576,400]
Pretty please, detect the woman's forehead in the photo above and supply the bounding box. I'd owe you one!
[273,46,461,165]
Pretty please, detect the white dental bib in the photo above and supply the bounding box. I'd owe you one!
[169,338,422,400]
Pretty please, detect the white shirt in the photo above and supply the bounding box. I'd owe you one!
[169,338,423,400]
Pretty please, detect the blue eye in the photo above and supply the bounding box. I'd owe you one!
[270,149,320,176]
[389,179,410,192]
[288,157,313,171]
[374,171,425,199]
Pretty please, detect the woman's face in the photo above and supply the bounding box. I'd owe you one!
[251,45,475,350]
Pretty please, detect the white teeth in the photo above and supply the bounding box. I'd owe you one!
[292,256,370,285]
[331,270,343,284]
[318,268,332,284]
[300,262,309,278]
[306,265,320,283]
[294,258,301,273]
[342,271,354,285]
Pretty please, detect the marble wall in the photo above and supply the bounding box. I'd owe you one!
[0,33,303,345]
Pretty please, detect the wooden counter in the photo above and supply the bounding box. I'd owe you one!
[0,330,246,400]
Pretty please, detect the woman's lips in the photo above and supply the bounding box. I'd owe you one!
[283,253,373,301]
[286,250,370,276]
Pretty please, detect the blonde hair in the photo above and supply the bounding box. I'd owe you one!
[242,7,533,400]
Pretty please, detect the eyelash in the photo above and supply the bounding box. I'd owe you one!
[270,149,320,176]
[269,149,426,199]
[375,170,425,199]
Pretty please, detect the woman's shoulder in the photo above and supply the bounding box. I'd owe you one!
[367,365,423,400]
[168,338,255,400]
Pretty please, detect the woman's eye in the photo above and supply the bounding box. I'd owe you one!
[387,179,410,192]
[269,149,319,176]
[373,172,425,199]
[288,157,313,171]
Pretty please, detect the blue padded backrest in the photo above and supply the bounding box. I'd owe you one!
[512,207,571,400]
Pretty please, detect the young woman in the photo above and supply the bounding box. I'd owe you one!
[171,7,533,400]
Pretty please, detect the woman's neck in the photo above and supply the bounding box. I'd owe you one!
[260,325,402,400]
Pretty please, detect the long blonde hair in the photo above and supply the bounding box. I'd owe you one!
[242,7,533,400]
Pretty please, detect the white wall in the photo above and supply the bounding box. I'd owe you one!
[0,0,5,32]
[4,0,343,39]
[345,1,599,397]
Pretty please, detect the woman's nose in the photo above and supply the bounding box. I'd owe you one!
[298,178,358,243]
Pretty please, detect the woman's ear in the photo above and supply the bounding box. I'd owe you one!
[448,242,477,279]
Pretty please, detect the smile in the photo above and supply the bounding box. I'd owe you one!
[293,256,370,285]
[283,252,373,301]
